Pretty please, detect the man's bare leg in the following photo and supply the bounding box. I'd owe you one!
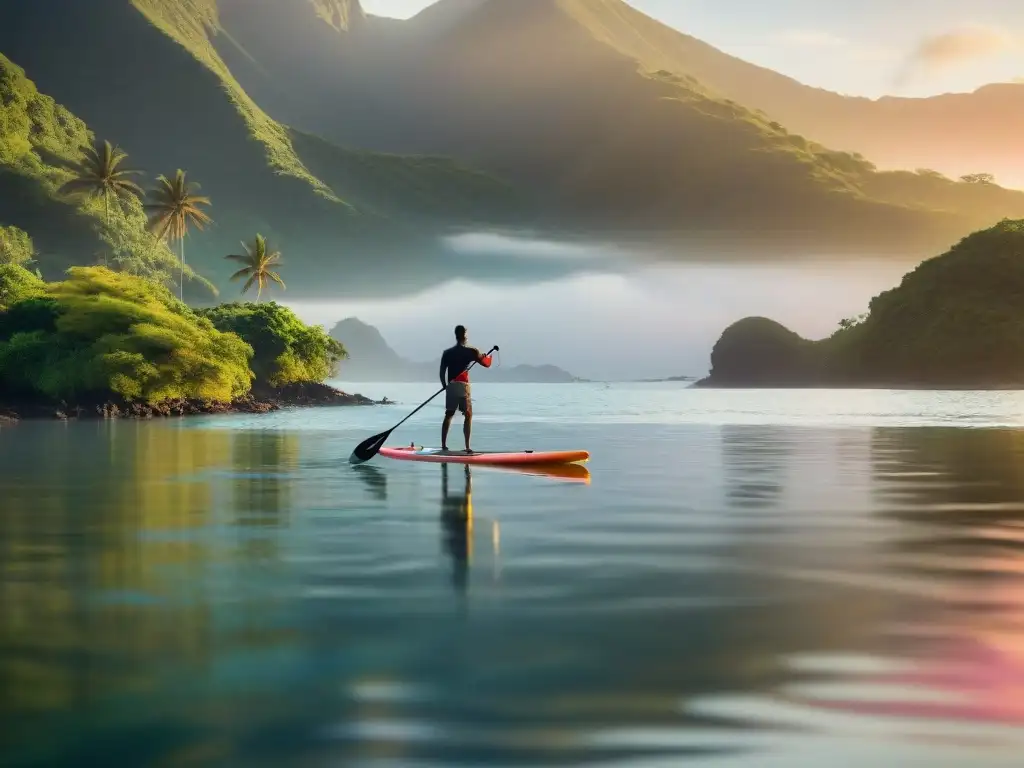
[442,410,455,450]
[463,412,472,453]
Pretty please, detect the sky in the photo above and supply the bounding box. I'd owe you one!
[361,0,1024,98]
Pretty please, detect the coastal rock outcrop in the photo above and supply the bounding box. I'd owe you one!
[698,219,1024,389]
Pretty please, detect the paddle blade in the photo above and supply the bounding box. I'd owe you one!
[349,430,391,464]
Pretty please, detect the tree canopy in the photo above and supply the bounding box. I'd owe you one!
[0,266,252,403]
[0,263,45,311]
[0,225,35,266]
[198,301,346,389]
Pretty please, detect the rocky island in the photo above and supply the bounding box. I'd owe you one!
[696,220,1024,389]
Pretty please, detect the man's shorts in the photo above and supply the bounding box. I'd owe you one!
[445,381,471,415]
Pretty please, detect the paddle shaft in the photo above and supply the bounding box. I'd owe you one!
[384,345,498,435]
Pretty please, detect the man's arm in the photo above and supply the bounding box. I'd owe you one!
[474,347,493,368]
[439,351,448,388]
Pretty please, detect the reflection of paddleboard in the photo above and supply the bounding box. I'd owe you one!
[379,445,590,467]
[486,462,591,484]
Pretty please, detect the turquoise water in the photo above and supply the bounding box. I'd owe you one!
[3,382,1024,766]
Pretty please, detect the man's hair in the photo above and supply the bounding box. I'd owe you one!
[454,324,466,342]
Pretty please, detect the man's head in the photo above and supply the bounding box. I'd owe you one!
[454,325,467,344]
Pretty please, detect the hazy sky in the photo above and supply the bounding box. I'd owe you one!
[289,242,913,381]
[361,0,1024,98]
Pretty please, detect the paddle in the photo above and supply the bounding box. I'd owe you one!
[348,345,499,464]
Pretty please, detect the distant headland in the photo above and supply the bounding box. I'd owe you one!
[696,220,1024,390]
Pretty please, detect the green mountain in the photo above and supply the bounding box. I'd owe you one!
[208,0,1024,256]
[0,0,527,299]
[6,0,1024,299]
[698,220,1024,389]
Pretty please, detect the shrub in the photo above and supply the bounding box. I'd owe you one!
[198,301,347,388]
[0,266,252,402]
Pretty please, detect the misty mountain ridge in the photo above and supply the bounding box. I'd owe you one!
[3,0,1024,303]
[394,0,1024,187]
[329,317,580,382]
[212,0,1024,253]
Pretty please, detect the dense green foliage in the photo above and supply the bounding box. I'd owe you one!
[0,226,34,266]
[0,267,252,403]
[197,301,347,389]
[704,220,1024,387]
[0,263,45,310]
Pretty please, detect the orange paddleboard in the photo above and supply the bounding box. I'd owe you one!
[379,445,590,467]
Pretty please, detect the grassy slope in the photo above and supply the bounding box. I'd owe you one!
[306,0,366,32]
[287,129,525,222]
[555,0,1024,185]
[131,0,523,224]
[0,54,205,289]
[130,0,341,203]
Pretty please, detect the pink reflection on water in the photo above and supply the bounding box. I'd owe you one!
[796,556,1024,727]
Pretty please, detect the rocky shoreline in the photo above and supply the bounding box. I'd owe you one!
[0,382,385,423]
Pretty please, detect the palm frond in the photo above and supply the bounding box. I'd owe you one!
[147,212,174,240]
[266,270,285,288]
[184,208,213,229]
[113,180,145,198]
[229,267,251,281]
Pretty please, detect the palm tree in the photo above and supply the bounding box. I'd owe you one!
[57,139,144,264]
[225,234,285,303]
[145,169,212,300]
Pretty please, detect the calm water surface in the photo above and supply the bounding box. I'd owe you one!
[3,383,1024,767]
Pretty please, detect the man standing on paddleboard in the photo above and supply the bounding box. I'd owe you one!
[440,325,493,453]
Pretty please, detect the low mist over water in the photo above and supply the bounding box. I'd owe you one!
[289,235,915,380]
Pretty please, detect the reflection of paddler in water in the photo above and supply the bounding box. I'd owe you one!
[440,463,500,593]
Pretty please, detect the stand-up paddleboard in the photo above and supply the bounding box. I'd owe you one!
[379,445,590,467]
